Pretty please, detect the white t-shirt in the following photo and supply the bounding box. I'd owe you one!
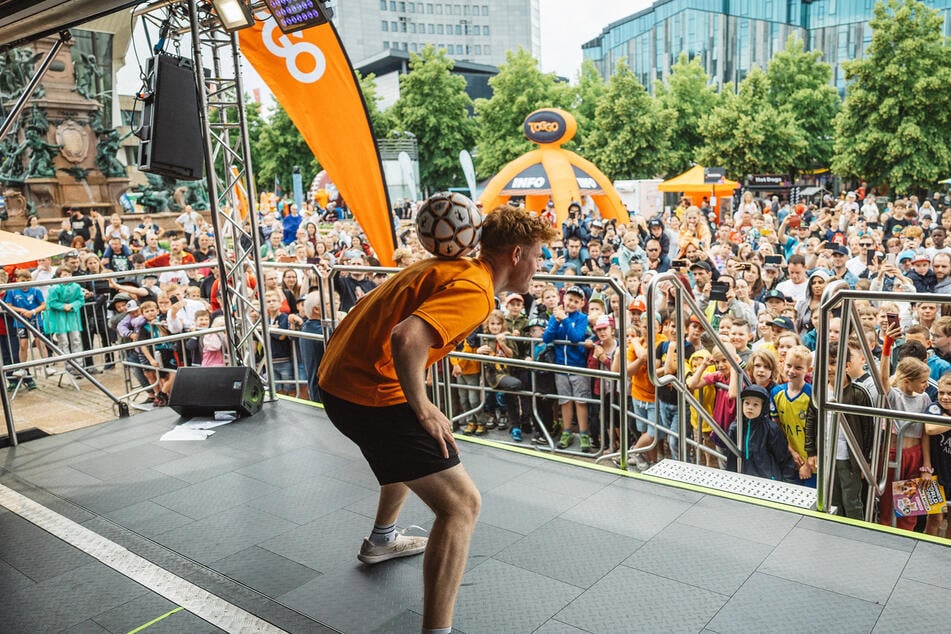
[776,278,808,304]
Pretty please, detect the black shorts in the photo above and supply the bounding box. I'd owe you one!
[319,387,460,485]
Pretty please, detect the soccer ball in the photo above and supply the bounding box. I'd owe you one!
[415,192,483,258]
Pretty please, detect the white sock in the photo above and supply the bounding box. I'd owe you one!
[421,628,451,634]
[368,522,396,545]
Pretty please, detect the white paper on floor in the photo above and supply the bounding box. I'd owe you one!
[181,414,236,431]
[160,427,215,441]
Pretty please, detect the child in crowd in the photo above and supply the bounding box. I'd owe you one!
[687,349,718,467]
[687,343,741,468]
[925,374,951,537]
[587,314,619,453]
[476,309,518,433]
[265,290,294,395]
[727,384,797,482]
[202,315,227,367]
[452,327,484,435]
[771,345,815,486]
[136,300,175,407]
[528,317,556,445]
[543,285,593,451]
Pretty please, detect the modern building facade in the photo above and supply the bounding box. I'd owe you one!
[334,0,540,69]
[582,0,951,94]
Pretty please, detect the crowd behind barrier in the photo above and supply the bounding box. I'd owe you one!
[6,189,951,536]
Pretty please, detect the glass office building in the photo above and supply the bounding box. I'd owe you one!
[582,0,951,94]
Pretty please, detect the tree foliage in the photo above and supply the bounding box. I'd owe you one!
[570,59,606,153]
[654,53,717,176]
[765,35,840,171]
[832,0,951,193]
[254,102,319,193]
[585,60,670,180]
[392,45,475,192]
[356,70,395,139]
[698,67,806,177]
[473,48,570,177]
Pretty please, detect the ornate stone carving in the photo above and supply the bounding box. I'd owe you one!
[55,119,90,163]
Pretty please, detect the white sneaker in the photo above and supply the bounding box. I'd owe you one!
[631,453,650,472]
[357,533,428,564]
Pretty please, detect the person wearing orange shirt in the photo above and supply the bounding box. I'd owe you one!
[317,205,557,634]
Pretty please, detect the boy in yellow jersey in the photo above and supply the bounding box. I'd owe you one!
[771,345,815,487]
[317,205,557,634]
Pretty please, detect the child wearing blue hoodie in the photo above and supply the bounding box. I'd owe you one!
[727,384,798,483]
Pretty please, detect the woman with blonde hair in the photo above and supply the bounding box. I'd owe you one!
[680,205,712,246]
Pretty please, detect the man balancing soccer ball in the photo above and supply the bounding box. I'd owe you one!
[317,200,557,634]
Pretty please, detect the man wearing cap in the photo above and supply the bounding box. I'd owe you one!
[907,252,936,292]
[542,285,594,452]
[644,238,670,273]
[762,289,787,318]
[828,244,859,288]
[647,217,670,254]
[562,202,590,244]
[689,260,714,308]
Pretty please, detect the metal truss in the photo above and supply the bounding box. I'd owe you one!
[136,0,274,395]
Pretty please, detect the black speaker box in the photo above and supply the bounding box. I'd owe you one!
[137,53,205,180]
[169,366,264,418]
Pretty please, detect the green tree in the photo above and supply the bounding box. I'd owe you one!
[766,35,840,171]
[585,60,670,180]
[654,52,718,176]
[392,45,475,192]
[698,67,806,177]
[356,70,395,139]
[210,98,266,191]
[832,0,951,193]
[473,48,570,176]
[254,102,319,193]
[570,59,606,153]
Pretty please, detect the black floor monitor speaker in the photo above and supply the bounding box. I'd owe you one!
[169,366,264,418]
[137,53,205,180]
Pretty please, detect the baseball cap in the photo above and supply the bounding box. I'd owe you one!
[125,300,140,312]
[912,252,931,264]
[648,218,664,229]
[898,249,916,263]
[628,297,647,312]
[763,289,787,302]
[770,316,796,331]
[527,318,547,329]
[831,244,850,257]
[689,260,711,272]
[108,292,132,309]
[594,315,615,330]
[591,219,603,228]
[588,293,606,310]
[564,285,586,298]
[504,294,524,305]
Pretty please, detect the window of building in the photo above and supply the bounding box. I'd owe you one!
[452,4,461,15]
[427,3,433,13]
[463,5,469,15]
[456,44,463,54]
[473,25,480,35]
[483,44,490,55]
[411,42,418,51]
[382,20,389,31]
[409,2,415,12]
[390,1,396,10]
[383,40,389,48]
[474,44,481,55]
[401,20,407,31]
[428,23,434,33]
[435,4,442,14]
[481,5,488,16]
[380,0,387,9]
[455,24,462,35]
[483,25,489,36]
[398,1,405,11]
[402,42,408,50]
[410,23,416,33]
[436,23,443,34]
[391,21,398,30]
[465,45,470,54]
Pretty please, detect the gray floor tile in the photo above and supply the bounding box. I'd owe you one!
[873,577,951,632]
[278,559,422,632]
[62,620,110,633]
[3,562,146,632]
[459,449,536,492]
[151,472,282,520]
[104,500,195,537]
[0,555,35,594]
[901,540,951,590]
[70,444,185,481]
[614,473,707,504]
[624,520,773,596]
[92,593,224,633]
[533,620,591,634]
[15,464,104,499]
[759,527,909,604]
[152,505,297,564]
[69,469,192,515]
[236,447,363,488]
[560,482,693,540]
[796,515,917,553]
[478,479,584,535]
[556,565,726,633]
[676,493,799,546]
[369,610,425,634]
[259,508,374,572]
[152,445,264,484]
[708,572,881,634]
[453,559,583,634]
[496,517,642,588]
[213,546,322,598]
[344,486,435,526]
[506,459,619,500]
[0,511,93,582]
[246,477,377,525]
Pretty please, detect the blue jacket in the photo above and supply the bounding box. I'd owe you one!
[542,310,589,368]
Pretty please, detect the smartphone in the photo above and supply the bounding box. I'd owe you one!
[709,282,729,302]
[736,262,752,271]
[764,254,782,265]
[671,258,689,270]
[886,253,896,267]
[886,312,900,331]
[170,295,180,305]
[866,250,876,266]
[787,215,802,228]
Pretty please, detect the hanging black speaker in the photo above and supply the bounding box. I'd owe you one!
[137,53,205,181]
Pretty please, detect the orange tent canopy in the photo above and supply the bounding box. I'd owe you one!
[658,165,739,197]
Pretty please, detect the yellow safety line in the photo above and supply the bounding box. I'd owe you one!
[126,607,184,634]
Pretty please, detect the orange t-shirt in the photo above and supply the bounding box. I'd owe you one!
[317,257,494,406]
[627,335,664,403]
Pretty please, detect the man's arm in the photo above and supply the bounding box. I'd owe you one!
[390,315,457,459]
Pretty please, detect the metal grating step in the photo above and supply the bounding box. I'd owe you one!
[644,459,818,509]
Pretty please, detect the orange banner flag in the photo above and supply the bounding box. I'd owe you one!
[240,16,396,265]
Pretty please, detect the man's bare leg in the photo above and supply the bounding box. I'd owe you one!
[375,482,411,525]
[406,463,481,630]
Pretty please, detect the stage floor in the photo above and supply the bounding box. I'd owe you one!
[1,399,949,633]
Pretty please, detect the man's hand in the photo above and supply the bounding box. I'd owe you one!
[416,399,457,459]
